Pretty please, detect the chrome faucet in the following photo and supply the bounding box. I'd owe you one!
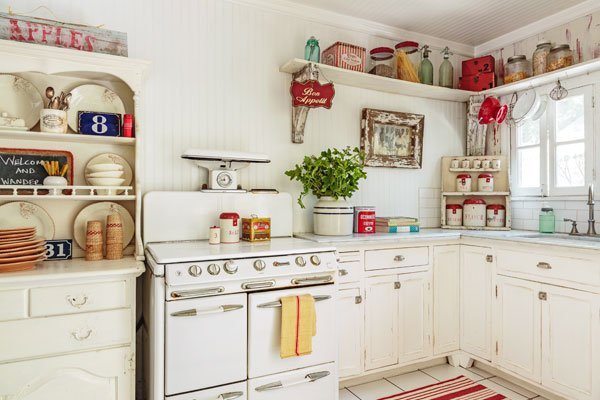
[587,184,597,235]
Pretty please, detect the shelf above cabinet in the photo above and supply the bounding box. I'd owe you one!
[443,191,510,196]
[0,129,136,146]
[280,58,475,102]
[0,185,135,201]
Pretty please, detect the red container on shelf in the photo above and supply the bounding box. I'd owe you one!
[354,206,375,233]
[462,55,495,76]
[321,41,366,72]
[123,114,134,137]
[459,72,495,91]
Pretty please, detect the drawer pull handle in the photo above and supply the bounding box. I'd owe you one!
[394,255,406,262]
[171,304,244,317]
[338,269,348,276]
[218,392,244,400]
[71,329,92,341]
[241,280,275,290]
[537,262,552,269]
[291,275,333,285]
[255,371,330,392]
[258,295,331,308]
[67,295,88,308]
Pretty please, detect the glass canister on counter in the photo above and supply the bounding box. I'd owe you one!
[547,44,573,72]
[304,36,320,62]
[368,47,395,78]
[539,207,556,233]
[504,55,532,83]
[532,40,551,75]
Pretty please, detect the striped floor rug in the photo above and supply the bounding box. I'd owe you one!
[377,375,506,400]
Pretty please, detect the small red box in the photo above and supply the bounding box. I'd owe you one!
[462,55,495,76]
[321,41,366,72]
[459,72,496,91]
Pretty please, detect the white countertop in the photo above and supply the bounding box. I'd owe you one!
[146,237,337,264]
[295,229,600,251]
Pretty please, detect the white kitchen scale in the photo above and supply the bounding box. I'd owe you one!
[182,149,271,192]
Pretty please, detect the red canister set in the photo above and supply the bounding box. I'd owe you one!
[446,200,505,228]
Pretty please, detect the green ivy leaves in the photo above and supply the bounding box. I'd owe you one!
[285,147,367,208]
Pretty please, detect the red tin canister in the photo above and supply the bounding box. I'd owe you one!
[354,206,375,233]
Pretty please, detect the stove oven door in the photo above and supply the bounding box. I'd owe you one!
[247,284,336,378]
[165,293,247,396]
[248,362,336,400]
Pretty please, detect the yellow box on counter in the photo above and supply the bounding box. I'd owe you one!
[242,217,271,242]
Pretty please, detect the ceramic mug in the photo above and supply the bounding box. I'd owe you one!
[450,159,460,169]
[482,159,492,169]
[461,159,471,169]
[492,159,501,169]
[40,109,68,133]
[472,159,482,169]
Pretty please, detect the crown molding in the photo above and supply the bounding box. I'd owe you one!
[226,0,475,57]
[475,0,600,56]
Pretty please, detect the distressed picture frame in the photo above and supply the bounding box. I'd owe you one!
[361,108,424,168]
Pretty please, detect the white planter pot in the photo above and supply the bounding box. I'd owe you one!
[313,197,354,236]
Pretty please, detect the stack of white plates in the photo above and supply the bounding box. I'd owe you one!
[85,163,125,186]
[0,227,46,273]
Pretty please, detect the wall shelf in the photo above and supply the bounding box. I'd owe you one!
[448,168,500,173]
[280,58,475,102]
[480,57,600,97]
[0,129,136,146]
[442,191,510,196]
[0,185,135,200]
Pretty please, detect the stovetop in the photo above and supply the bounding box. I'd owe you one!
[146,237,336,264]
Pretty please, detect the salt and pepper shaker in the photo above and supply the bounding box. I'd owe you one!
[209,226,221,245]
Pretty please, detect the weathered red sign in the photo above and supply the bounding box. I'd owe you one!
[290,80,335,109]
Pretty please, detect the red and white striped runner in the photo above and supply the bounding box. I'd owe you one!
[378,375,506,400]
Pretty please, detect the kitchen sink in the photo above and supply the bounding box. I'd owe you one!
[516,233,600,243]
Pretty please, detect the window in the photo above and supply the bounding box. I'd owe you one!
[512,85,594,197]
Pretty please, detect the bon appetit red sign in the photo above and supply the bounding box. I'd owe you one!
[290,80,335,109]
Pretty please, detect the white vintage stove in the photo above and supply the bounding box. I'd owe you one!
[142,191,339,400]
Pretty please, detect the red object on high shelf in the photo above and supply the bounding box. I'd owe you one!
[462,55,495,76]
[460,55,496,91]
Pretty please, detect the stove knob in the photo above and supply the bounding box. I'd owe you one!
[207,263,221,275]
[224,260,239,274]
[295,256,306,267]
[310,255,321,266]
[253,259,266,271]
[188,265,202,277]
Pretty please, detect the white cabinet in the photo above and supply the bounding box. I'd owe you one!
[433,245,460,355]
[336,287,363,378]
[398,273,432,364]
[365,273,432,370]
[541,285,599,400]
[365,275,399,370]
[495,276,541,382]
[460,245,493,361]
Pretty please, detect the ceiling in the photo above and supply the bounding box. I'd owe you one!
[286,0,587,45]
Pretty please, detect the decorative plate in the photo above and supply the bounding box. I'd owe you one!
[0,75,44,129]
[85,153,132,187]
[0,238,45,251]
[0,257,44,273]
[0,245,45,258]
[0,253,46,264]
[67,84,125,132]
[0,202,55,240]
[73,202,134,250]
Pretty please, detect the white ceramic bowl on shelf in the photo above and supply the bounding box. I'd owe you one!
[86,171,124,178]
[87,178,125,186]
[86,163,124,173]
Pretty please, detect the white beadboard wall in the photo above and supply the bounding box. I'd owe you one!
[1,0,467,232]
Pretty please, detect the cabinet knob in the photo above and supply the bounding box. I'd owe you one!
[486,255,494,263]
[537,262,552,269]
[355,296,362,304]
[338,269,348,276]
[67,295,88,308]
[538,291,548,301]
[394,255,406,262]
[394,282,401,289]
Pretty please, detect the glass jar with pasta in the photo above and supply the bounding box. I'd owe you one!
[504,55,532,84]
[547,44,573,72]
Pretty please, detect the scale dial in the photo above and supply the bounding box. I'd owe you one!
[216,171,233,188]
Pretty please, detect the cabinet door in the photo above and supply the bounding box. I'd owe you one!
[337,287,364,378]
[0,347,131,400]
[433,245,460,355]
[495,276,542,382]
[398,272,432,364]
[460,245,493,361]
[365,275,399,370]
[541,285,600,400]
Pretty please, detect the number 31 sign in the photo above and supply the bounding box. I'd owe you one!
[45,239,73,261]
[78,111,121,136]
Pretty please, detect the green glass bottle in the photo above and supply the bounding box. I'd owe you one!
[418,45,433,85]
[439,46,454,88]
[304,36,320,63]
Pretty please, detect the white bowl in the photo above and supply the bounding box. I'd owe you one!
[86,163,124,173]
[86,171,124,178]
[87,178,125,186]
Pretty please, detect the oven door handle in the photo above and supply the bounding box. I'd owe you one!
[241,280,276,290]
[170,304,243,317]
[291,275,333,285]
[217,391,244,400]
[170,286,225,299]
[257,295,331,308]
[254,371,330,392]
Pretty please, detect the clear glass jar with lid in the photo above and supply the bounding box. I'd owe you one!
[547,44,573,72]
[368,47,395,78]
[532,40,551,75]
[504,55,532,83]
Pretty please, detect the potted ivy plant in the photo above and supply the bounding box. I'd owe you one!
[285,147,367,235]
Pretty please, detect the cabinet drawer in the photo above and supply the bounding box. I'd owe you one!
[0,289,27,321]
[365,247,429,271]
[30,281,128,317]
[496,249,600,287]
[0,309,131,362]
[337,250,361,263]
[338,260,361,284]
